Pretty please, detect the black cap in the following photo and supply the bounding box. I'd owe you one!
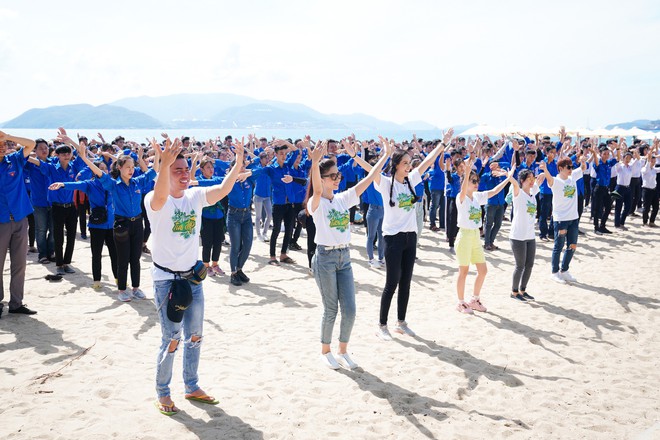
[167,279,193,323]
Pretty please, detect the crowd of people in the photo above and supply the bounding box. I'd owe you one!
[1,127,658,415]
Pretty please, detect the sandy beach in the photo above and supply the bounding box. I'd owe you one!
[1,213,659,440]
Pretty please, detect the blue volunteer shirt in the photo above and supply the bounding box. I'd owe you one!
[196,176,225,219]
[39,156,86,204]
[540,158,558,195]
[594,159,617,186]
[263,162,297,204]
[100,169,156,218]
[61,178,115,229]
[429,157,445,191]
[445,172,461,198]
[0,149,33,223]
[25,161,52,208]
[366,182,383,206]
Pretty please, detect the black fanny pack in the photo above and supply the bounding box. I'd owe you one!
[89,191,109,225]
[154,261,207,285]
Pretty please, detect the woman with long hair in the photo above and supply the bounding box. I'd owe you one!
[374,130,453,340]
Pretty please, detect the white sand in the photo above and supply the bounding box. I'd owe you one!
[1,214,659,439]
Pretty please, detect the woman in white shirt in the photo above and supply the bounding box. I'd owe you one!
[307,140,390,370]
[374,130,453,340]
[455,156,514,314]
[508,169,545,302]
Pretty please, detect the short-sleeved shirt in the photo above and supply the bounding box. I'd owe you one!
[0,149,33,223]
[308,188,359,246]
[457,191,489,229]
[550,168,583,221]
[509,184,540,241]
[145,187,210,281]
[376,169,423,236]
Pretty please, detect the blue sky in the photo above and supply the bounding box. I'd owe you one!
[1,0,658,128]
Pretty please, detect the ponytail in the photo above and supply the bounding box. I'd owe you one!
[389,175,396,207]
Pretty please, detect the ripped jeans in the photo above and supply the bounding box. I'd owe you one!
[154,279,204,398]
[551,219,579,274]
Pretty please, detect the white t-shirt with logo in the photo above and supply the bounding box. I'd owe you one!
[550,168,583,221]
[509,184,540,241]
[457,191,489,230]
[308,188,359,246]
[376,169,423,236]
[145,187,210,281]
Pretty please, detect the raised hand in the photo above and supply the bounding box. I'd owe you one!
[344,140,357,157]
[233,137,245,158]
[443,128,454,145]
[310,140,326,162]
[161,138,183,168]
[48,182,65,191]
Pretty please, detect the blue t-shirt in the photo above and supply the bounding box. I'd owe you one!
[0,149,33,223]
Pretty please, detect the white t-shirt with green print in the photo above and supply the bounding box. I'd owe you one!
[308,187,359,246]
[550,168,583,221]
[509,184,540,241]
[456,191,489,230]
[376,169,423,236]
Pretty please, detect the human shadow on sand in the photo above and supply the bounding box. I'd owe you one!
[570,282,660,313]
[229,282,315,308]
[339,368,460,439]
[168,405,264,440]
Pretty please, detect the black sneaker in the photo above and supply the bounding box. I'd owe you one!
[289,242,303,251]
[230,273,242,286]
[600,227,613,234]
[521,292,535,301]
[8,304,37,315]
[510,293,527,302]
[237,270,250,283]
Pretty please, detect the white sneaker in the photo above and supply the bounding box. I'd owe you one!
[320,353,340,370]
[394,321,416,336]
[378,259,385,268]
[376,325,393,341]
[131,288,147,299]
[561,271,577,283]
[256,234,264,242]
[551,273,566,284]
[336,353,358,370]
[369,259,381,269]
[118,291,132,302]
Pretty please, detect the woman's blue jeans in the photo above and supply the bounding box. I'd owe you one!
[227,208,254,272]
[312,246,356,345]
[366,205,384,261]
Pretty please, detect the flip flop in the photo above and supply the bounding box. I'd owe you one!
[185,394,219,405]
[45,274,63,282]
[268,259,280,266]
[279,256,296,264]
[154,400,179,416]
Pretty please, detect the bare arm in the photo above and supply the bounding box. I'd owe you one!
[308,141,327,214]
[150,139,183,212]
[206,138,246,205]
[0,131,37,157]
[415,129,453,175]
[353,140,392,197]
[486,167,515,198]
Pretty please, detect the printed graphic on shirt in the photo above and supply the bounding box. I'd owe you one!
[397,193,415,212]
[327,208,350,232]
[563,185,576,199]
[468,205,481,224]
[171,208,197,239]
[526,200,537,216]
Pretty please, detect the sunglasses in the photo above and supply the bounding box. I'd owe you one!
[321,172,343,181]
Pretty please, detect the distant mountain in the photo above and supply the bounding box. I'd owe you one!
[605,119,660,131]
[401,121,440,130]
[2,104,162,129]
[210,103,344,129]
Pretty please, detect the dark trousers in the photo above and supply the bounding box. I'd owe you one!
[642,188,659,224]
[201,217,224,263]
[614,185,632,226]
[27,213,35,247]
[114,219,143,290]
[141,194,151,243]
[52,204,78,267]
[291,203,304,244]
[583,175,592,206]
[446,197,458,247]
[306,216,317,268]
[630,177,642,212]
[270,203,295,257]
[538,193,554,239]
[77,198,89,236]
[592,185,612,229]
[379,231,417,325]
[577,194,585,221]
[90,227,118,282]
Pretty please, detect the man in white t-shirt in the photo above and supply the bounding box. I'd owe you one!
[539,153,587,284]
[146,137,244,415]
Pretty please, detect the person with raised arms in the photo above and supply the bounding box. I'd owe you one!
[375,129,453,340]
[146,137,245,415]
[307,138,390,369]
[454,150,515,314]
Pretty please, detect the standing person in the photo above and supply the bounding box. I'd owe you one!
[538,145,558,241]
[365,179,385,268]
[146,138,244,415]
[253,151,272,242]
[539,154,588,284]
[84,138,157,302]
[0,131,37,317]
[25,138,55,263]
[481,161,509,250]
[445,152,465,254]
[591,140,618,234]
[641,142,659,227]
[49,152,117,289]
[508,170,544,301]
[375,130,453,339]
[454,156,515,314]
[428,154,446,232]
[308,139,390,369]
[613,151,634,230]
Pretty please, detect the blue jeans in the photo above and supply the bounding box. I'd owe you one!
[484,204,504,246]
[539,193,554,239]
[227,208,254,272]
[551,219,578,273]
[366,205,384,261]
[33,205,54,259]
[154,279,204,398]
[429,190,445,228]
[312,246,356,344]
